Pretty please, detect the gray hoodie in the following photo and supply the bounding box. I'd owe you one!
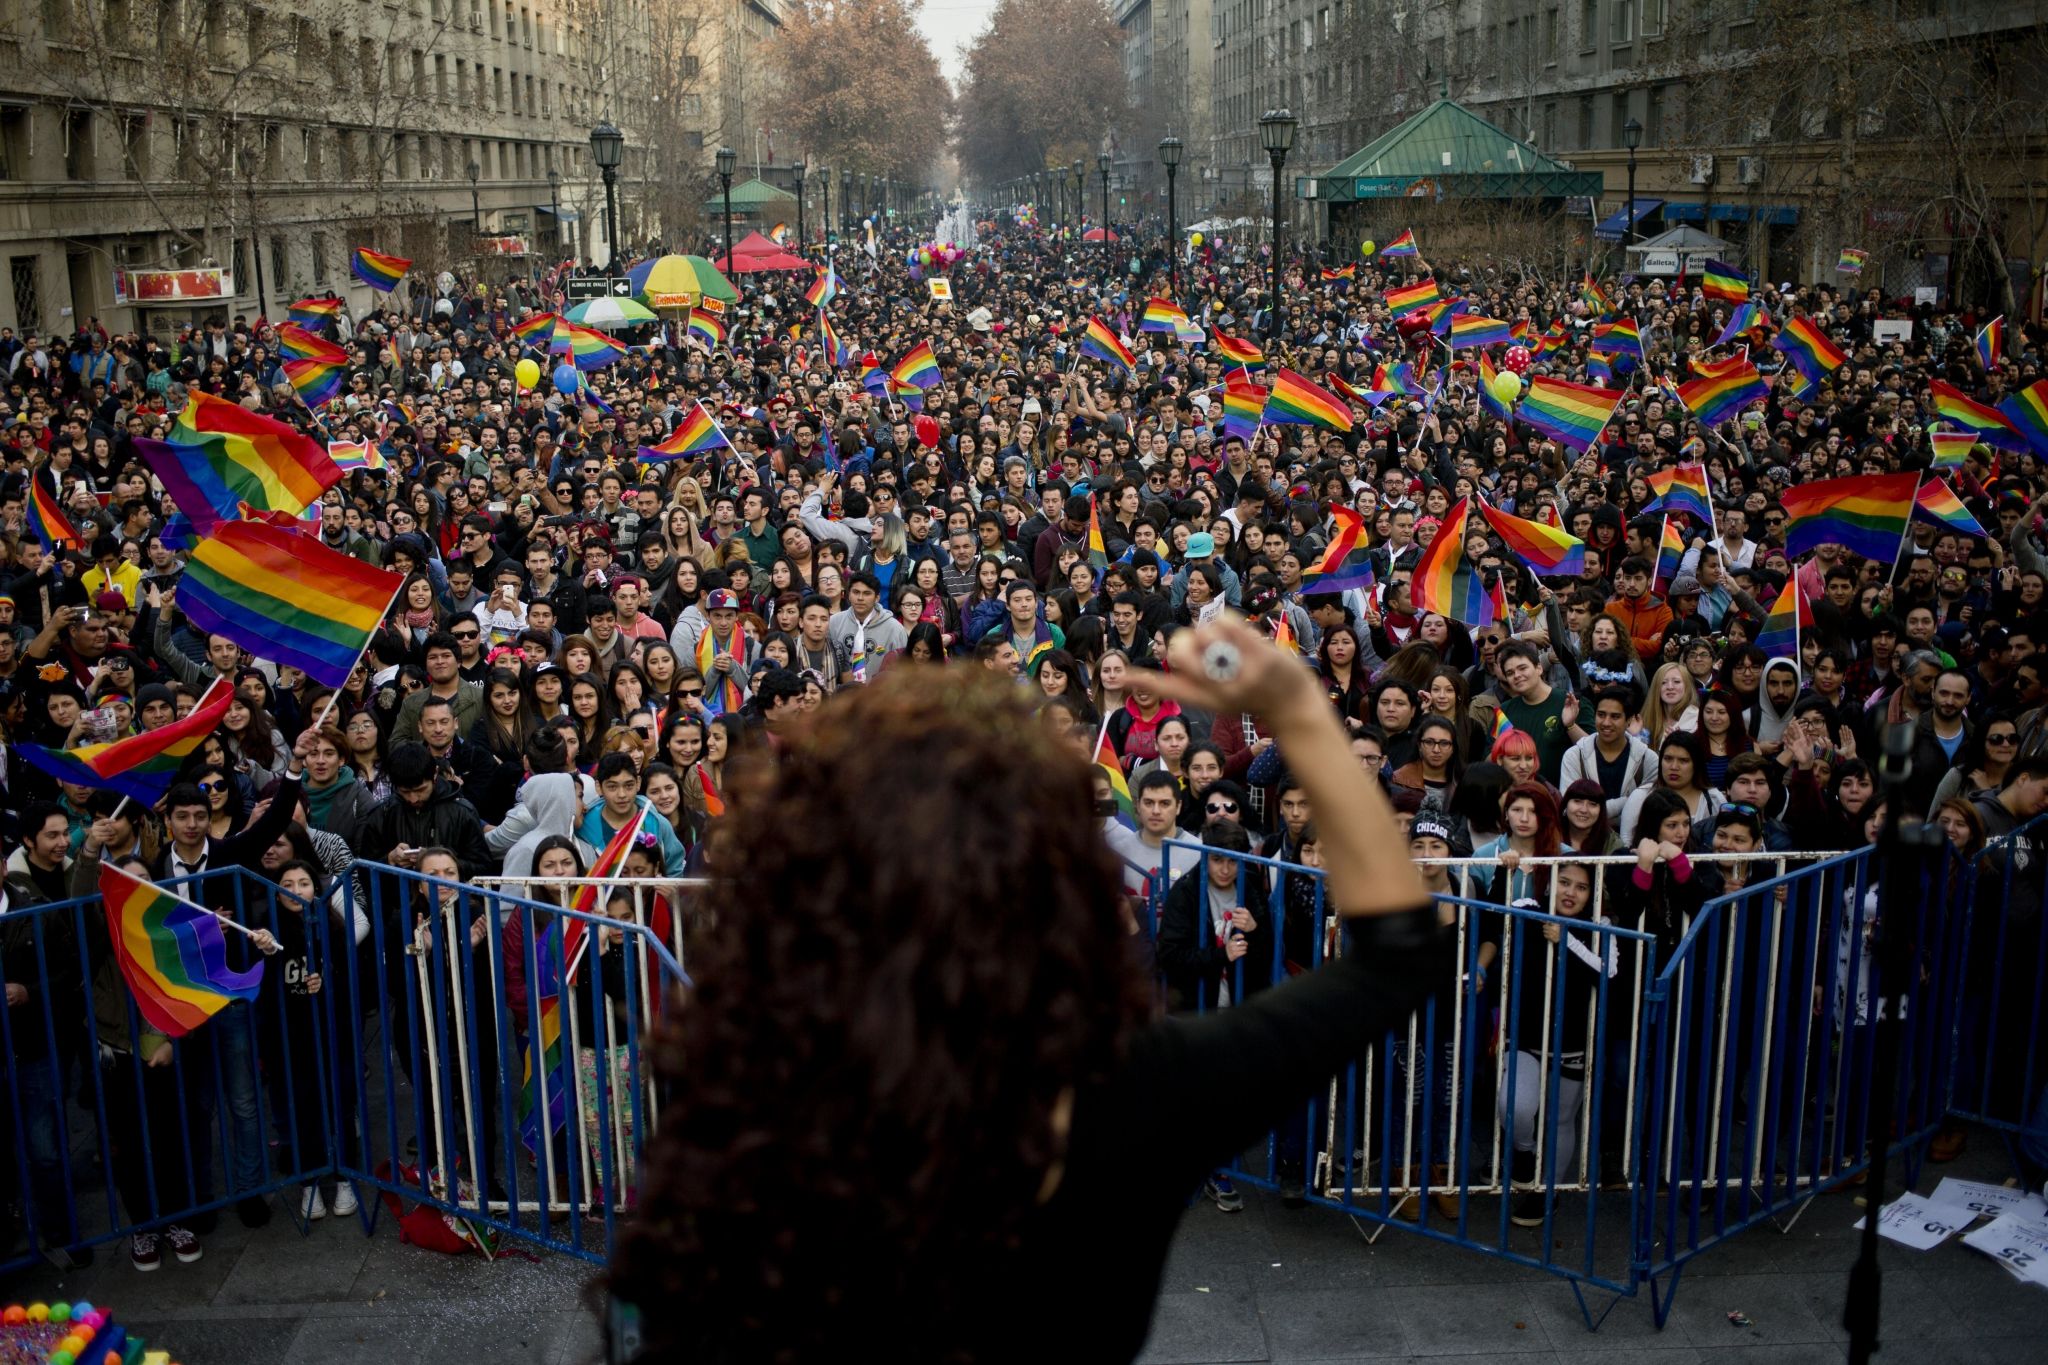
[492,772,599,884]
[1752,658,1801,747]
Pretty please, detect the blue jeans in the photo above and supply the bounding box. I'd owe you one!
[211,1000,268,1196]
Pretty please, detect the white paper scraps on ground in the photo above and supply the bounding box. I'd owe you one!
[1961,1209,2048,1288]
[1850,1191,1969,1250]
[1928,1177,2048,1224]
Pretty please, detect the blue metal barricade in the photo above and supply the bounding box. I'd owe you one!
[1952,812,2048,1174]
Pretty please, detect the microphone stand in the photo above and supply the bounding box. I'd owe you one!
[1844,721,1944,1365]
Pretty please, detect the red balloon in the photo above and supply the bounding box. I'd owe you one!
[1503,345,1533,375]
[914,415,941,449]
[1395,311,1431,338]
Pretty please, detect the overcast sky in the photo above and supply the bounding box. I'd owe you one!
[915,0,1002,86]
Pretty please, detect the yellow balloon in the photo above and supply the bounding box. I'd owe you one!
[1489,370,1523,407]
[1361,240,1376,257]
[514,357,541,390]
[1191,231,1204,247]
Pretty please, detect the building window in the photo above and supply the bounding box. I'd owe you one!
[1646,85,1664,144]
[1610,91,1629,144]
[1642,0,1664,35]
[1578,0,1596,50]
[1545,6,1559,59]
[231,237,248,285]
[0,108,25,181]
[10,256,42,333]
[122,113,146,179]
[63,110,92,180]
[303,125,321,177]
[269,236,287,289]
[1609,0,1631,43]
[1578,96,1593,148]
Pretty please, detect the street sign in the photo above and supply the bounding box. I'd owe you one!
[564,275,618,301]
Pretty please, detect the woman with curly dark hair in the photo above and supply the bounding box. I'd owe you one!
[608,620,1445,1364]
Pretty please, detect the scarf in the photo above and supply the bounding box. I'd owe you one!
[696,625,744,715]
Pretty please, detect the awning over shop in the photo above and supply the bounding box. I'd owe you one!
[1595,199,1664,242]
[1305,97,1604,203]
[537,206,580,223]
[1660,202,1800,226]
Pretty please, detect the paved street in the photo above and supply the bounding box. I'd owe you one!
[3,1139,2043,1363]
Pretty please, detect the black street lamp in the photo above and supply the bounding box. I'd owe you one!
[1097,151,1111,281]
[792,158,807,253]
[589,117,624,272]
[546,167,561,254]
[715,144,737,281]
[465,159,481,245]
[1623,116,1644,246]
[1259,108,1297,346]
[840,168,851,235]
[1159,134,1183,294]
[1072,158,1084,240]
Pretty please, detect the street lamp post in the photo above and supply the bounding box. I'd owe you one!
[840,168,850,236]
[465,160,481,254]
[1159,135,1183,294]
[820,167,831,246]
[1097,152,1111,282]
[792,159,807,253]
[715,145,737,282]
[1623,116,1644,247]
[546,168,561,255]
[589,117,624,272]
[1259,108,1297,346]
[1072,159,1084,241]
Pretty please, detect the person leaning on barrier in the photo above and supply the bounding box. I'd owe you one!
[1156,817,1274,1013]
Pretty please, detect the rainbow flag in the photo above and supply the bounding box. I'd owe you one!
[1374,360,1419,396]
[1220,377,1266,444]
[1272,613,1300,654]
[1838,247,1868,275]
[804,266,841,308]
[378,397,415,431]
[1976,316,2006,370]
[1592,317,1643,362]
[1677,358,1766,428]
[1534,319,1569,358]
[816,309,853,365]
[1928,428,1978,469]
[1492,709,1514,743]
[1410,499,1498,626]
[685,307,726,352]
[889,378,926,412]
[287,297,341,330]
[1931,379,2028,451]
[1086,496,1109,569]
[1447,314,1516,349]
[1428,298,1469,336]
[1318,265,1356,282]
[549,317,626,371]
[858,353,888,397]
[1325,371,1379,410]
[24,475,80,554]
[1998,379,2048,455]
[891,339,942,390]
[1914,476,1986,538]
[1261,368,1354,433]
[1654,517,1685,592]
[177,520,401,686]
[284,356,346,408]
[1093,724,1133,828]
[1518,376,1623,453]
[1383,277,1441,320]
[516,993,569,1154]
[1713,299,1763,347]
[510,311,558,347]
[641,401,728,461]
[1211,330,1265,370]
[1140,297,1194,335]
[1080,318,1136,373]
[696,622,746,713]
[1586,351,1618,385]
[16,677,231,803]
[350,246,411,292]
[1380,229,1419,258]
[100,861,263,1038]
[1478,498,1585,576]
[1771,315,1847,387]
[1580,273,1613,315]
[136,390,344,532]
[1752,578,1810,658]
[1700,260,1750,305]
[1643,462,1715,524]
[564,807,648,983]
[327,440,386,474]
[699,765,727,818]
[1300,505,1376,594]
[1779,472,1918,561]
[1509,319,1534,344]
[1477,353,1514,422]
[276,323,345,363]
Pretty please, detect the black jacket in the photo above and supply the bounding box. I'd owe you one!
[1156,863,1276,1012]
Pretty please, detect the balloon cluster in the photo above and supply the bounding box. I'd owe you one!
[908,241,966,270]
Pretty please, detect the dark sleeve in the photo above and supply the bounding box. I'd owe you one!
[449,806,494,882]
[1152,877,1211,978]
[217,775,303,871]
[1119,906,1451,1181]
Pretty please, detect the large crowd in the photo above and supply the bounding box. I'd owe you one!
[1,206,2046,1267]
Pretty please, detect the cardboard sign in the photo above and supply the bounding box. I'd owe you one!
[927,278,953,301]
[1872,320,1913,343]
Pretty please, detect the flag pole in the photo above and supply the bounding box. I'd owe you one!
[1887,472,1926,588]
[306,575,409,737]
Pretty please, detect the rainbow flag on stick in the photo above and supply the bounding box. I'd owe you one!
[135,391,344,533]
[1220,377,1266,444]
[1518,376,1623,453]
[1998,379,2048,456]
[1771,315,1847,388]
[1092,719,1133,828]
[1477,354,1514,422]
[1261,369,1354,432]
[25,475,80,554]
[1478,498,1585,577]
[1975,316,2005,370]
[640,401,729,461]
[284,356,346,408]
[1677,359,1766,429]
[549,317,626,371]
[1713,300,1763,348]
[1928,428,1977,470]
[1410,499,1498,626]
[287,297,341,330]
[891,339,942,389]
[177,521,402,686]
[685,307,726,352]
[1838,247,1869,275]
[1140,297,1194,336]
[1079,319,1136,374]
[1380,229,1419,258]
[328,441,386,474]
[350,246,411,292]
[1643,462,1715,525]
[1931,379,2029,452]
[1591,317,1643,363]
[510,311,557,348]
[804,266,842,308]
[1300,505,1376,594]
[1914,476,1987,538]
[1654,517,1685,592]
[16,678,233,804]
[1383,277,1441,320]
[100,861,263,1039]
[1752,578,1810,659]
[1700,260,1750,306]
[276,324,346,363]
[1210,330,1265,370]
[1086,495,1109,569]
[1779,472,1918,562]
[1447,315,1516,349]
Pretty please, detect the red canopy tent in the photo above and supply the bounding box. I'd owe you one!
[714,231,812,273]
[1081,227,1120,242]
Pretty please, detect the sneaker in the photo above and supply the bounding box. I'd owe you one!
[1510,1191,1547,1229]
[1277,1159,1307,1209]
[300,1187,326,1222]
[329,1183,359,1217]
[1203,1175,1244,1213]
[129,1231,161,1272]
[236,1195,272,1229]
[164,1224,202,1263]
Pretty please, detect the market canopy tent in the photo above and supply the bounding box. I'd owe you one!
[1302,97,1603,204]
[714,231,811,274]
[700,177,797,217]
[1624,224,1738,276]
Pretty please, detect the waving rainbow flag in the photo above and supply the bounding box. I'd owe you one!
[1534,319,1569,358]
[287,297,341,330]
[1998,379,2048,455]
[1379,229,1419,258]
[1914,477,1986,538]
[1080,318,1137,373]
[1838,247,1868,275]
[25,475,81,554]
[641,401,729,461]
[1300,505,1377,594]
[1771,315,1846,387]
[350,246,412,292]
[889,378,926,412]
[1643,462,1715,524]
[1591,317,1643,363]
[1410,499,1498,626]
[858,353,888,397]
[1383,277,1441,320]
[1713,299,1764,348]
[1677,358,1766,428]
[1428,298,1469,336]
[1210,330,1264,370]
[1140,297,1194,335]
[804,266,842,308]
[1931,379,2028,451]
[16,678,232,804]
[1752,578,1810,659]
[1975,316,2006,370]
[1654,517,1685,592]
[891,339,942,389]
[1092,723,1133,827]
[1580,273,1613,315]
[1479,498,1585,577]
[1779,472,1918,561]
[1477,354,1515,422]
[284,356,346,408]
[1374,360,1420,397]
[1220,377,1266,444]
[1086,495,1109,569]
[177,520,401,686]
[1318,265,1356,282]
[276,323,346,363]
[101,861,264,1038]
[549,317,626,371]
[1326,371,1389,411]
[328,440,386,474]
[1928,428,1978,469]
[685,307,726,352]
[1700,260,1750,306]
[1262,369,1354,432]
[1447,314,1516,349]
[814,308,853,366]
[1517,376,1622,453]
[510,311,558,347]
[136,390,344,533]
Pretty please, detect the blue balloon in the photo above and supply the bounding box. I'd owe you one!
[553,363,580,394]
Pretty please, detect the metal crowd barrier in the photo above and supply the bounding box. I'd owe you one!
[1950,812,2048,1170]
